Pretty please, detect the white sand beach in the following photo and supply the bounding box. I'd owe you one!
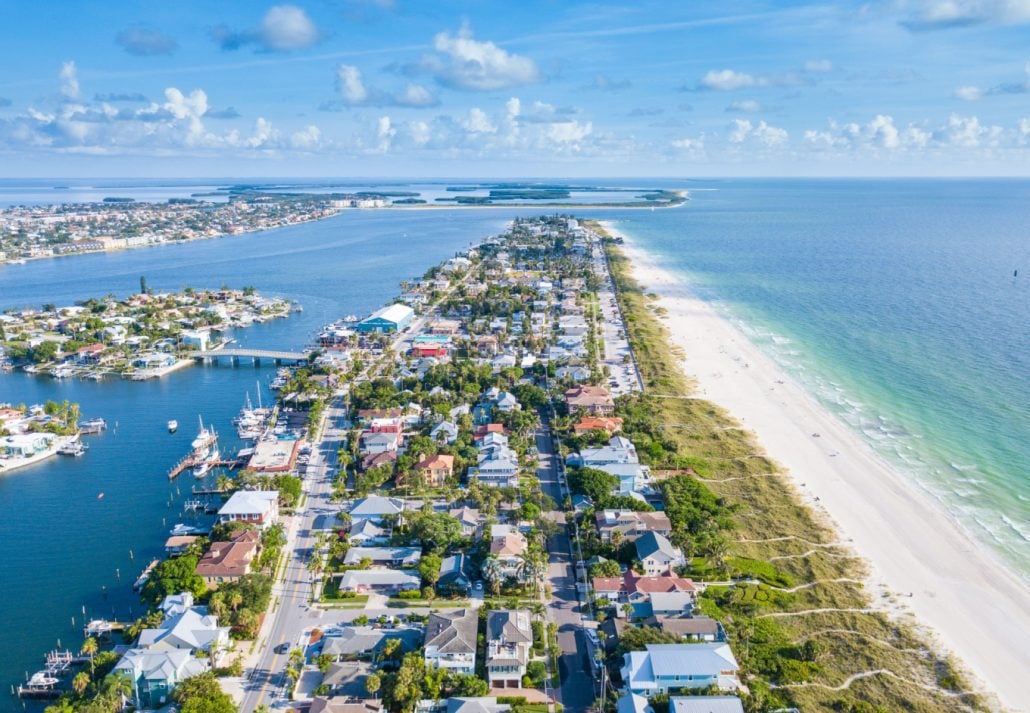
[606,221,1030,711]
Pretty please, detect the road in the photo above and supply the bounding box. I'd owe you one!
[535,420,596,713]
[238,401,348,711]
[591,240,643,396]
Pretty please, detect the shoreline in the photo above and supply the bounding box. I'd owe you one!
[604,220,1030,709]
[0,191,690,268]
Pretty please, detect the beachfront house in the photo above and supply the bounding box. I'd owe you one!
[217,490,279,530]
[621,643,740,695]
[565,385,616,416]
[635,532,687,575]
[424,609,479,675]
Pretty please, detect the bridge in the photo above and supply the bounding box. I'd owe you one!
[192,348,310,363]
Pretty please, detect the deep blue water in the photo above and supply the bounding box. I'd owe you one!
[1,180,1027,708]
[610,179,1030,574]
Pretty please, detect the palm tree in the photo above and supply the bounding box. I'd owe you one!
[80,637,98,675]
[481,556,504,596]
[216,473,232,492]
[227,590,244,614]
[72,671,90,696]
[100,673,134,711]
[365,672,382,699]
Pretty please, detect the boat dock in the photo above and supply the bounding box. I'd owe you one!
[132,559,160,591]
[83,619,127,637]
[15,650,77,700]
[167,455,245,480]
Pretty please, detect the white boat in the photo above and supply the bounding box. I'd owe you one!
[80,417,107,432]
[342,314,359,322]
[168,419,178,433]
[191,416,217,455]
[57,441,87,456]
[192,444,220,478]
[6,258,27,266]
[169,523,207,536]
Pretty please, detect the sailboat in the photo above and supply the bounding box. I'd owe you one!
[191,416,220,478]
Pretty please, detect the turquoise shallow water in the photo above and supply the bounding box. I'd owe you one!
[0,180,1027,707]
[605,179,1030,576]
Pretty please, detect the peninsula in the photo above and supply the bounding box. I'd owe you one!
[0,286,297,380]
[21,216,996,713]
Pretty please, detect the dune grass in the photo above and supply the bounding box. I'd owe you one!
[590,220,989,712]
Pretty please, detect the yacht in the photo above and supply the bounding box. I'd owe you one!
[167,419,178,433]
[57,441,88,456]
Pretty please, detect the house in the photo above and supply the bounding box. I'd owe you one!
[113,649,206,709]
[360,430,401,456]
[343,546,422,568]
[592,570,696,604]
[195,530,260,588]
[437,553,472,594]
[621,644,740,695]
[670,697,744,713]
[137,608,230,658]
[74,343,106,364]
[347,519,390,545]
[321,661,373,698]
[574,416,624,435]
[472,453,519,489]
[565,385,615,416]
[336,569,420,594]
[311,698,382,713]
[494,391,519,412]
[360,450,398,472]
[490,526,528,577]
[180,329,210,351]
[646,592,695,617]
[617,693,654,713]
[357,303,415,333]
[349,495,410,526]
[1,432,54,458]
[448,507,483,537]
[158,593,197,619]
[321,627,423,661]
[595,510,672,543]
[556,365,592,383]
[485,610,533,688]
[430,421,459,445]
[217,490,278,530]
[635,532,687,575]
[646,616,724,642]
[416,698,510,713]
[424,609,479,675]
[415,454,455,487]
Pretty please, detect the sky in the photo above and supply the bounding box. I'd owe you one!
[1,0,1029,177]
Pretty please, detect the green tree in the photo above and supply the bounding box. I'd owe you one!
[172,672,236,713]
[418,553,443,589]
[365,671,382,699]
[80,637,98,675]
[383,653,426,713]
[72,671,90,696]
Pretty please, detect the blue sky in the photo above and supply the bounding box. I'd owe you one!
[1,0,1029,176]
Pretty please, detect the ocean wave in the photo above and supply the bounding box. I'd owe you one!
[949,462,980,472]
[1001,515,1030,542]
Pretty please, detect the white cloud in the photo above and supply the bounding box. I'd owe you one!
[701,69,758,91]
[59,61,79,99]
[376,115,395,152]
[868,114,900,148]
[398,83,436,107]
[427,25,540,91]
[804,59,834,73]
[290,125,322,149]
[410,120,431,146]
[940,113,1002,146]
[900,0,1030,29]
[727,99,762,113]
[729,118,788,147]
[463,107,496,133]
[260,5,321,50]
[336,65,368,104]
[546,120,592,144]
[955,85,983,100]
[331,66,437,107]
[163,87,208,143]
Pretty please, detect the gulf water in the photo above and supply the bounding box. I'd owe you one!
[609,179,1030,578]
[1,180,1028,706]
